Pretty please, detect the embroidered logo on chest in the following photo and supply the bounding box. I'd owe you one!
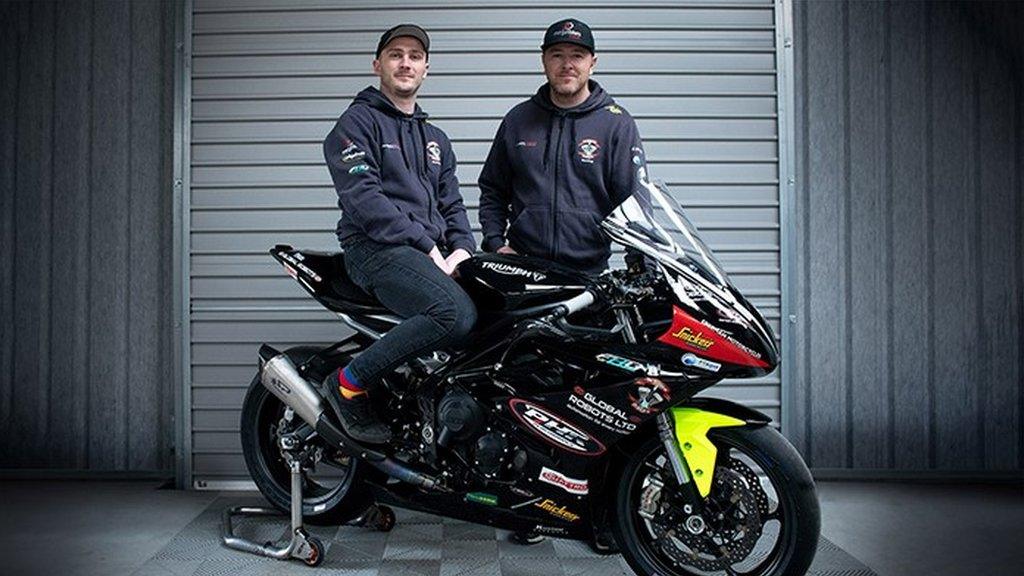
[426,141,442,165]
[578,138,601,164]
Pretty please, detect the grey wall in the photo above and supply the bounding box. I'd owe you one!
[790,0,1023,475]
[185,0,784,487]
[0,1,177,474]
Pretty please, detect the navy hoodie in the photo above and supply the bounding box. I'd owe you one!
[324,87,475,254]
[478,80,649,272]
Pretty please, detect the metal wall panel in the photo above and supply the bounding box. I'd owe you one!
[188,0,782,485]
[188,0,778,481]
[791,0,1023,474]
[0,1,176,473]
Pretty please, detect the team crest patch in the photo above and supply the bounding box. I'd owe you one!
[578,138,601,164]
[606,105,623,115]
[426,141,442,165]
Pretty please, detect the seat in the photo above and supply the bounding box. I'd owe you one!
[272,245,391,316]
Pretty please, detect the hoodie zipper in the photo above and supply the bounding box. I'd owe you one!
[551,115,566,261]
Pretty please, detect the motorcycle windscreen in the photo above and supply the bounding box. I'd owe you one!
[600,181,778,367]
[601,180,731,290]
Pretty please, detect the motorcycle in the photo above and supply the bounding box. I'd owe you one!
[240,181,820,575]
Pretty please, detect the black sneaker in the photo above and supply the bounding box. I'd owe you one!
[509,531,545,545]
[323,373,391,445]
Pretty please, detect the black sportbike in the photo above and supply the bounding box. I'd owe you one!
[241,182,820,575]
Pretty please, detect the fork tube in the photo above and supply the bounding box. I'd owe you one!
[657,413,692,485]
[617,307,691,486]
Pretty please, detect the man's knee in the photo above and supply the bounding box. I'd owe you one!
[450,300,477,343]
[427,295,476,344]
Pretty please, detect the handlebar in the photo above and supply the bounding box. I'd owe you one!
[555,290,596,317]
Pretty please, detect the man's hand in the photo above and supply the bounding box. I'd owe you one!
[445,249,472,275]
[496,245,517,255]
[429,246,452,275]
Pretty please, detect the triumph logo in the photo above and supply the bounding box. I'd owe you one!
[508,399,605,456]
[481,261,547,282]
[539,467,589,495]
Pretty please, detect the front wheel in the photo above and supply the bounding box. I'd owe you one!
[614,425,820,576]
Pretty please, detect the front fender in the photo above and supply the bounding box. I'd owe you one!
[672,398,771,497]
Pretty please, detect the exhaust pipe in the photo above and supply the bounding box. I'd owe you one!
[257,345,445,490]
[259,344,327,429]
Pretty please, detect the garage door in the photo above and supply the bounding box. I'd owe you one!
[186,0,782,488]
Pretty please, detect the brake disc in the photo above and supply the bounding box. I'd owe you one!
[646,457,769,572]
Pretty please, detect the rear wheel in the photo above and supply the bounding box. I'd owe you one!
[240,348,372,526]
[614,426,820,576]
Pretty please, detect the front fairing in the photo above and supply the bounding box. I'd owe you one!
[602,182,779,376]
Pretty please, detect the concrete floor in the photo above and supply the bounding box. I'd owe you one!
[0,479,1019,576]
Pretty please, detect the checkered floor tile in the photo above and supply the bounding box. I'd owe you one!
[131,497,877,576]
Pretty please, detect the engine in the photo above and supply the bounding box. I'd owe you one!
[435,388,520,481]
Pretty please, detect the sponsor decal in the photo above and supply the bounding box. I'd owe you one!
[669,326,715,351]
[381,143,401,150]
[465,492,499,506]
[508,399,606,456]
[567,387,637,434]
[279,251,322,283]
[658,306,769,368]
[348,163,370,175]
[341,143,359,155]
[628,377,671,414]
[681,353,721,373]
[606,105,623,115]
[515,140,538,148]
[533,524,571,536]
[552,20,583,41]
[596,353,645,374]
[534,498,580,523]
[577,138,601,164]
[426,141,442,165]
[269,376,291,396]
[480,261,547,282]
[341,150,365,163]
[539,467,588,496]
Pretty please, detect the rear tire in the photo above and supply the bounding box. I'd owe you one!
[240,347,372,526]
[613,425,820,576]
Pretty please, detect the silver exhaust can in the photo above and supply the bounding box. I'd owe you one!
[260,352,326,428]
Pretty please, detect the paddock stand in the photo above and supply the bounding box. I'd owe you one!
[221,451,395,566]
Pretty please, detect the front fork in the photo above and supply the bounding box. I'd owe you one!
[656,408,747,512]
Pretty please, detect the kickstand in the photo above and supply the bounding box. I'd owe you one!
[221,459,395,567]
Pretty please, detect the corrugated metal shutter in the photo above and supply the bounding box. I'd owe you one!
[188,0,780,487]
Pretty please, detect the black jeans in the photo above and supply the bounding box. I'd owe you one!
[340,236,477,391]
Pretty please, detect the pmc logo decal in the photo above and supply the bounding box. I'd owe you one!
[508,399,605,456]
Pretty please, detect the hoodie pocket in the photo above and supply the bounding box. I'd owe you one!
[556,210,610,269]
[506,206,551,257]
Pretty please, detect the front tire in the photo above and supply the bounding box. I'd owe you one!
[240,347,372,526]
[614,425,820,576]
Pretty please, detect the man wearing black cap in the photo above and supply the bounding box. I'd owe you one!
[321,25,477,444]
[478,18,650,275]
[480,19,645,551]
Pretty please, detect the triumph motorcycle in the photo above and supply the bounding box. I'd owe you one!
[240,181,820,575]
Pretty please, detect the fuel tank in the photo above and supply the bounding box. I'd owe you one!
[456,254,591,313]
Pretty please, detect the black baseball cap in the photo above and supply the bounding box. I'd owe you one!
[375,24,430,59]
[541,18,595,54]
